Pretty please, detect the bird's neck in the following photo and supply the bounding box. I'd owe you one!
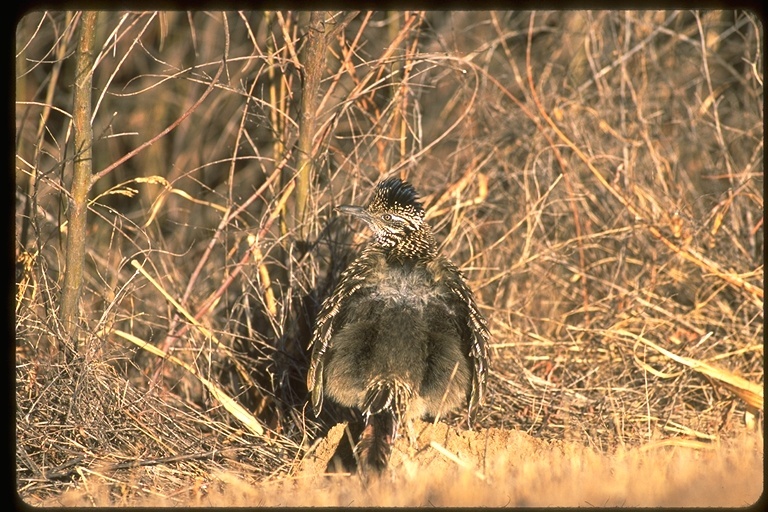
[374,226,437,264]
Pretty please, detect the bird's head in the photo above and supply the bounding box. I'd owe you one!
[337,177,435,259]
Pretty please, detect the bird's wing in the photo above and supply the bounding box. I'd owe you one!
[307,252,378,415]
[433,258,490,426]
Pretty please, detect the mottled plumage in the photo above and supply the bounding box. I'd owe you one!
[307,177,489,472]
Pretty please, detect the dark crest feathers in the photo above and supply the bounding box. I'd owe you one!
[370,177,424,214]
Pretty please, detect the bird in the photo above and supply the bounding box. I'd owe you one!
[307,176,489,472]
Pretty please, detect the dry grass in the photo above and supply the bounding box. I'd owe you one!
[35,422,764,507]
[15,10,763,506]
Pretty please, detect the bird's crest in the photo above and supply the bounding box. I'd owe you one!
[368,177,424,218]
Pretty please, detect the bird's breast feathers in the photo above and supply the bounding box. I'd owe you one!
[365,265,449,310]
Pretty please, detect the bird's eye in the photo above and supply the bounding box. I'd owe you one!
[382,213,394,222]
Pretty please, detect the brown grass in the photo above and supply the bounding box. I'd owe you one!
[35,422,764,507]
[15,10,763,506]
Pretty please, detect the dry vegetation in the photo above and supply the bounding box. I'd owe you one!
[15,10,763,507]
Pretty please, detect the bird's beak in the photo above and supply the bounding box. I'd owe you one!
[335,205,368,218]
[336,205,375,227]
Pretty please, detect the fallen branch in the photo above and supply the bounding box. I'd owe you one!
[112,328,265,437]
[626,329,763,411]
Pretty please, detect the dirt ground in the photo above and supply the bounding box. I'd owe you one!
[40,420,763,508]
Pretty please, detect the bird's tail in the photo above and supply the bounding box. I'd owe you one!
[355,378,411,472]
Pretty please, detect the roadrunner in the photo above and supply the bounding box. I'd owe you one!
[307,177,489,472]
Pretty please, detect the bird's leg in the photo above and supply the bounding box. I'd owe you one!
[405,419,418,448]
